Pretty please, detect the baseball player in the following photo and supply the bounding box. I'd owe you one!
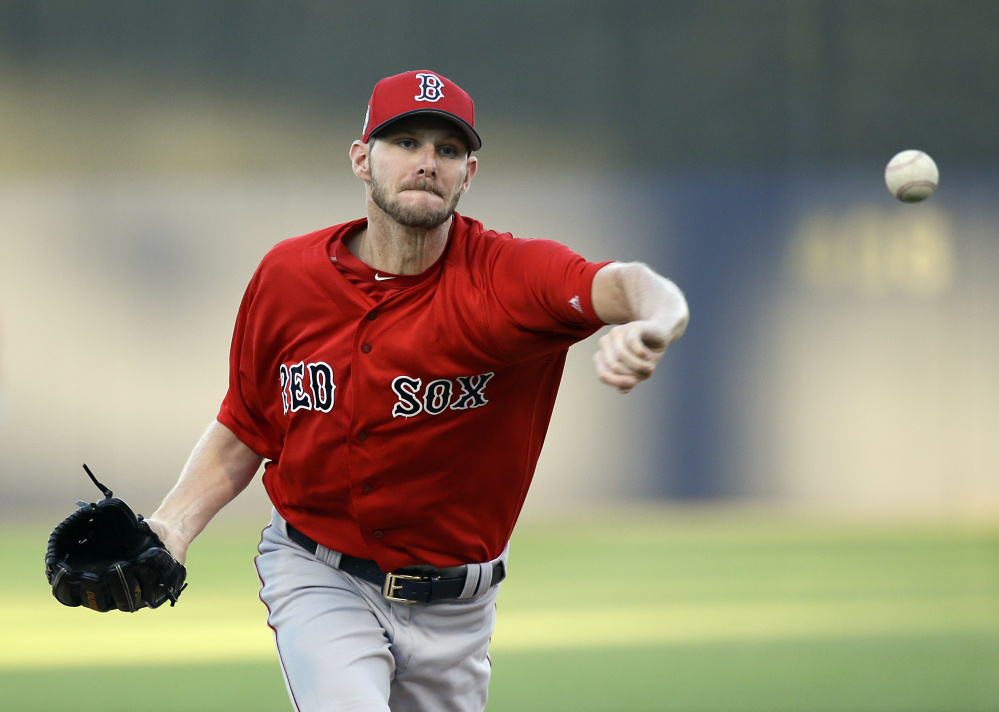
[145,70,688,712]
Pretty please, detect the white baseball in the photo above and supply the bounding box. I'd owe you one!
[885,150,939,202]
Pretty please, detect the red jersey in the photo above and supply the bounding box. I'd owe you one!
[218,214,610,571]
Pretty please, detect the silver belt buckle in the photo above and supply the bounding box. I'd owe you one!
[382,572,423,603]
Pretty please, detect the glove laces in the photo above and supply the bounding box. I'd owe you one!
[82,464,113,499]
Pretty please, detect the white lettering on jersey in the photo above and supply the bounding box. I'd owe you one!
[424,379,453,415]
[308,362,336,413]
[391,372,494,418]
[391,376,423,418]
[280,364,290,413]
[451,372,494,410]
[288,362,312,412]
[281,361,336,414]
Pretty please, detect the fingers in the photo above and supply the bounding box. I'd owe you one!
[594,350,640,393]
[593,322,667,393]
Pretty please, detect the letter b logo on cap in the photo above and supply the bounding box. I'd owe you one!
[414,73,445,102]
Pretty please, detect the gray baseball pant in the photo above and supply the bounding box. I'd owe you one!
[255,510,503,712]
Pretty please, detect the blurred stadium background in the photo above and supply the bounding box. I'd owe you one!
[1,2,997,711]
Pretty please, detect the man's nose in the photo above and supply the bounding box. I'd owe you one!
[416,145,438,176]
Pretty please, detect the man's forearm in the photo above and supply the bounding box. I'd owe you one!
[620,262,688,340]
[594,262,689,337]
[147,420,262,562]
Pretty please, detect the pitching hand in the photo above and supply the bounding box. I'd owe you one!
[593,320,671,394]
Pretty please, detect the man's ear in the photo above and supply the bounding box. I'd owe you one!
[349,140,371,181]
[461,155,478,194]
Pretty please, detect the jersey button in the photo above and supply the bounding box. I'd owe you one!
[362,484,373,495]
[366,311,379,321]
[357,431,368,442]
[373,529,384,539]
[361,343,372,353]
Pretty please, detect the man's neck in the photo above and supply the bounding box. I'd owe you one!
[348,211,452,276]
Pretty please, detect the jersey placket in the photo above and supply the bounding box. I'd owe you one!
[348,300,391,552]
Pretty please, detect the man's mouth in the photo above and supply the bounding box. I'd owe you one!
[400,182,444,199]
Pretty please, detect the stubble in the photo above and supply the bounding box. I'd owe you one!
[369,170,464,230]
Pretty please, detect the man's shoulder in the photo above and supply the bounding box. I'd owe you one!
[453,213,500,241]
[450,214,515,259]
[451,214,578,266]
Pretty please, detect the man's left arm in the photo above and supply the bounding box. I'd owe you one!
[590,262,689,394]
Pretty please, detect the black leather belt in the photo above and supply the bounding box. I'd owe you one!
[285,523,505,604]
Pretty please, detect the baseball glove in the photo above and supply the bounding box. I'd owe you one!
[45,465,187,613]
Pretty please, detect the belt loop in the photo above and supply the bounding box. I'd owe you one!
[277,509,342,568]
[458,563,481,599]
[462,544,509,599]
[480,545,510,596]
[474,562,493,597]
[316,543,342,569]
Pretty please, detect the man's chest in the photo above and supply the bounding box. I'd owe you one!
[267,291,520,424]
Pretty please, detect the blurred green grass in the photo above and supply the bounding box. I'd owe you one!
[3,508,997,711]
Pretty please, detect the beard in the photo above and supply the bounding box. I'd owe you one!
[369,170,464,230]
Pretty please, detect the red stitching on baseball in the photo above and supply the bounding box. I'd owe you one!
[887,152,926,172]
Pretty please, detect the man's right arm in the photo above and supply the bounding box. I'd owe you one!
[145,420,263,564]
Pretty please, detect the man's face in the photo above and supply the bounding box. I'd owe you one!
[364,116,476,229]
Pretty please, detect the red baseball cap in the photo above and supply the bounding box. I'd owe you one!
[361,70,481,152]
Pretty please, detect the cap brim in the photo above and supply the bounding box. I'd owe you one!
[367,109,481,152]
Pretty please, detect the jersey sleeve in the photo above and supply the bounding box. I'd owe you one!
[490,237,612,335]
[216,268,284,460]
